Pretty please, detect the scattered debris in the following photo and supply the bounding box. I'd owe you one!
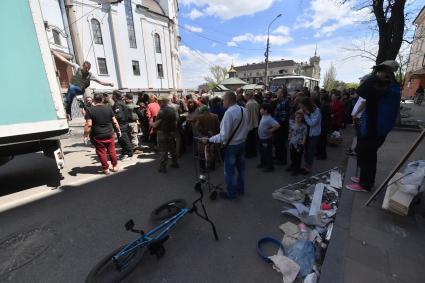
[265,168,344,282]
[268,255,300,283]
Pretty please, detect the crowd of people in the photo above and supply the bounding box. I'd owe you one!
[76,56,401,198]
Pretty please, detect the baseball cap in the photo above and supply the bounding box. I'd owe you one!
[157,94,169,101]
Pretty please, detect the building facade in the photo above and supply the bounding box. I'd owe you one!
[234,52,320,85]
[40,0,181,96]
[403,6,425,98]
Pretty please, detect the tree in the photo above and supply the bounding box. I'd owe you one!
[346,82,360,89]
[343,0,410,64]
[204,65,228,89]
[373,0,407,64]
[323,63,337,91]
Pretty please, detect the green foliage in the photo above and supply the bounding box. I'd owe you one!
[345,82,359,89]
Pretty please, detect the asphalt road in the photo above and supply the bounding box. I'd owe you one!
[0,131,352,283]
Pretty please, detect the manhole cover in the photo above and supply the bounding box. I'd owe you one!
[0,228,55,276]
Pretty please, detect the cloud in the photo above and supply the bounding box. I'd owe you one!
[179,45,241,88]
[296,0,371,37]
[273,25,290,36]
[180,0,276,20]
[183,24,203,33]
[185,8,204,20]
[228,32,292,47]
[179,36,379,88]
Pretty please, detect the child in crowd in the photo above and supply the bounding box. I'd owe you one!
[257,103,280,172]
[287,111,307,175]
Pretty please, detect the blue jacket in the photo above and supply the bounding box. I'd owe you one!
[358,76,400,138]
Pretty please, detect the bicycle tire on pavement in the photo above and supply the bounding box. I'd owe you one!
[86,244,145,283]
[150,199,187,221]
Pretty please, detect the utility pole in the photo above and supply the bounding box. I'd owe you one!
[264,13,282,90]
[64,0,84,65]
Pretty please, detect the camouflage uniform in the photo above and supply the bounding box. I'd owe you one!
[156,104,178,171]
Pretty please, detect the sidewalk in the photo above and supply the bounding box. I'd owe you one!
[321,104,425,283]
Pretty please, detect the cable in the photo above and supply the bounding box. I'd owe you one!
[178,24,264,51]
[48,3,100,42]
[180,39,215,68]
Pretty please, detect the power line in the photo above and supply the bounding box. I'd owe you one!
[178,24,264,52]
[180,39,215,68]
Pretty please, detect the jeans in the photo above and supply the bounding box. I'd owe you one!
[289,144,303,172]
[259,138,273,169]
[357,136,386,190]
[273,123,289,164]
[65,84,83,116]
[304,135,320,169]
[245,128,257,157]
[91,136,118,170]
[224,142,245,198]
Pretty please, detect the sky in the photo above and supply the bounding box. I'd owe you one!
[177,0,423,89]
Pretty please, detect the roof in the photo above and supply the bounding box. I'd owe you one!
[228,65,237,73]
[234,60,296,72]
[221,77,248,85]
[242,84,265,90]
[142,0,165,16]
[214,84,230,91]
[413,6,425,25]
[272,75,319,82]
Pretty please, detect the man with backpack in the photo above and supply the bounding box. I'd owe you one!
[346,60,401,192]
[112,90,133,161]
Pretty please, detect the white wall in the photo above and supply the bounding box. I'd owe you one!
[39,0,181,92]
[39,0,70,54]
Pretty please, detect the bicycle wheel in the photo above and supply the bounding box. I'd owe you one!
[86,244,145,283]
[150,199,187,221]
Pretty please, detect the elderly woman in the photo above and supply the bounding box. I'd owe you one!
[194,105,220,171]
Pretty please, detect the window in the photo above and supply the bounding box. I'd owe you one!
[52,29,61,45]
[91,19,103,44]
[157,64,164,78]
[124,0,137,48]
[132,60,140,76]
[154,33,161,53]
[97,58,108,75]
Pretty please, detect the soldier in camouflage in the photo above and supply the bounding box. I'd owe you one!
[153,95,179,173]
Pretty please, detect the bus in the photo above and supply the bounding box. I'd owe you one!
[271,75,319,95]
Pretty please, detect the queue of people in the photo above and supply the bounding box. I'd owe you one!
[81,60,401,200]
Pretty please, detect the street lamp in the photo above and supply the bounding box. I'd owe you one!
[264,13,282,90]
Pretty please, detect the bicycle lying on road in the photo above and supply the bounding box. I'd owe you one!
[86,180,219,283]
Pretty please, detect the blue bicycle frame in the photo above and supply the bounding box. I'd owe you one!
[113,207,189,263]
[111,180,219,270]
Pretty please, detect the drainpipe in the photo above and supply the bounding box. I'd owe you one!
[168,20,176,91]
[58,0,75,59]
[64,0,83,64]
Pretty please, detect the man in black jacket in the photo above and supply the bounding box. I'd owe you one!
[112,90,133,160]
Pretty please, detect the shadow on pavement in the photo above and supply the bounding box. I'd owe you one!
[0,153,63,197]
[68,166,102,176]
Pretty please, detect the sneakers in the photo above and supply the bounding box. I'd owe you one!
[263,167,275,173]
[350,176,360,183]
[345,184,368,192]
[120,155,133,161]
[158,166,167,173]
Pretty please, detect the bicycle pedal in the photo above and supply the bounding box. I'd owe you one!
[125,219,135,231]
